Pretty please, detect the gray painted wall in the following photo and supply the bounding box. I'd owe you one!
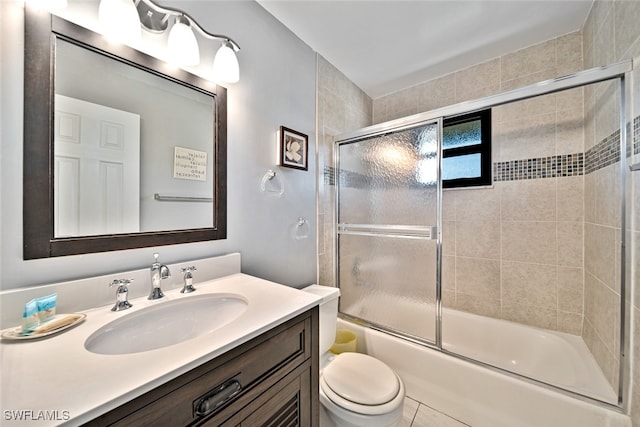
[0,0,317,290]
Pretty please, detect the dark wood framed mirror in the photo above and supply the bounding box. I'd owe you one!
[23,6,227,259]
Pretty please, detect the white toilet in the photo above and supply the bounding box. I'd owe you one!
[303,285,405,427]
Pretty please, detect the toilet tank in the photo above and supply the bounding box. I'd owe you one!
[302,285,340,353]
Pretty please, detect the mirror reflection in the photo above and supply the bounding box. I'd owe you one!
[54,39,215,237]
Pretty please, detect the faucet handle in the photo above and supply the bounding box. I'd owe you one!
[180,266,197,293]
[110,278,134,287]
[110,278,134,311]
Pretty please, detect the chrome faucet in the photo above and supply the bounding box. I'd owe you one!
[110,278,134,311]
[180,266,197,293]
[149,253,171,300]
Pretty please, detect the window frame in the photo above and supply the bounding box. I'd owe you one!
[442,109,492,189]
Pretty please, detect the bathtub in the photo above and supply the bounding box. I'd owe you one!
[337,307,630,427]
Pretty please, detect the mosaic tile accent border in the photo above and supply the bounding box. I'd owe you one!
[584,130,620,174]
[635,115,640,155]
[324,165,335,185]
[494,154,584,182]
[494,115,639,181]
[325,116,640,185]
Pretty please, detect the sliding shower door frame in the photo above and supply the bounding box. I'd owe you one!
[333,59,634,410]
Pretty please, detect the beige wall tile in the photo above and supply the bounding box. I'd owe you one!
[556,107,584,155]
[497,113,556,161]
[456,83,502,105]
[455,257,501,299]
[558,311,583,335]
[496,90,556,122]
[442,255,455,292]
[442,289,456,308]
[453,292,501,318]
[635,232,640,310]
[557,175,584,222]
[501,38,556,82]
[387,87,418,121]
[556,86,584,112]
[590,0,614,39]
[558,266,584,313]
[454,186,501,221]
[594,163,622,228]
[594,80,621,144]
[583,94,597,151]
[557,221,584,268]
[455,220,501,259]
[583,6,595,69]
[441,190,456,221]
[556,31,583,76]
[594,3,615,67]
[501,179,556,221]
[584,222,616,289]
[372,96,390,124]
[583,317,617,386]
[584,272,619,353]
[442,220,456,257]
[583,172,596,223]
[502,221,557,264]
[502,261,557,309]
[455,58,500,101]
[615,0,640,59]
[417,74,456,113]
[501,301,557,330]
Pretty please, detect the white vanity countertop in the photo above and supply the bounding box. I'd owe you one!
[0,274,321,426]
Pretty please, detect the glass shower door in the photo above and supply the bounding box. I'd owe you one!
[336,121,440,344]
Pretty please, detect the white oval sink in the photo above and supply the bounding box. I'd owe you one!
[85,293,248,355]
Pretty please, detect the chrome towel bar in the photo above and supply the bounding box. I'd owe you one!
[154,193,213,203]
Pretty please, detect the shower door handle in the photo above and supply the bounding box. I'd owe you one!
[337,224,437,240]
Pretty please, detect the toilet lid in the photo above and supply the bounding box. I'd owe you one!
[322,352,399,405]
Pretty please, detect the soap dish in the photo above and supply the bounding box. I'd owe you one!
[1,313,86,341]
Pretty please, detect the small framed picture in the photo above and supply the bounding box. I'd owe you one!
[279,126,308,171]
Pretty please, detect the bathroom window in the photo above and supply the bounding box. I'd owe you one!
[442,109,492,188]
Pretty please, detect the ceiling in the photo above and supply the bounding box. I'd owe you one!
[256,0,594,99]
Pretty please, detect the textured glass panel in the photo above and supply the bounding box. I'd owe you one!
[443,119,481,149]
[338,123,437,226]
[339,234,437,342]
[442,153,481,180]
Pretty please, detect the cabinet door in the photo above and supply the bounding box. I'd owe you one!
[207,363,312,427]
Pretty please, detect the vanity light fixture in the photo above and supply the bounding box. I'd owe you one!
[127,0,241,82]
[167,15,200,66]
[98,0,142,44]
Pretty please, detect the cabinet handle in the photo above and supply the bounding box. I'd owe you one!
[194,378,243,418]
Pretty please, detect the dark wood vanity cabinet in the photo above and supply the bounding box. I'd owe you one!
[85,308,319,427]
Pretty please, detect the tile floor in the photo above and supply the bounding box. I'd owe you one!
[320,396,470,427]
[400,397,470,427]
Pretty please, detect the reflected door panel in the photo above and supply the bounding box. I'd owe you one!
[54,95,140,237]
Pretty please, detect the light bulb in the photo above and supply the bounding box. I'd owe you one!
[98,0,141,45]
[213,43,239,83]
[168,16,200,66]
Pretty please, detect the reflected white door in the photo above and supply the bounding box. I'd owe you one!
[54,95,140,237]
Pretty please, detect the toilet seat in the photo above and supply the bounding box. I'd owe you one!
[320,352,403,416]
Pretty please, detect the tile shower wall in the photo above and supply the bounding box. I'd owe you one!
[317,0,640,410]
[372,32,587,335]
[582,0,640,419]
[316,56,373,287]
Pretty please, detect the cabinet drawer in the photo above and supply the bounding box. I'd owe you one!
[212,362,312,427]
[86,310,314,427]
